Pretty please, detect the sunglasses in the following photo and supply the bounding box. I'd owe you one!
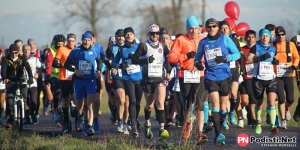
[276,34,285,36]
[11,52,19,54]
[150,32,159,36]
[207,25,217,29]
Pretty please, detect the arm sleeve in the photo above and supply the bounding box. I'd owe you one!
[131,43,148,64]
[112,50,121,68]
[23,57,33,79]
[168,38,188,64]
[96,58,102,72]
[1,59,8,80]
[104,46,113,70]
[224,36,241,62]
[64,50,76,72]
[291,42,300,67]
[194,40,204,63]
[249,46,257,54]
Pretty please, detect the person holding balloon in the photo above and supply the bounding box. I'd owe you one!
[246,29,279,135]
[194,18,240,146]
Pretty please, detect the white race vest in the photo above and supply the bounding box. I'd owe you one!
[143,42,165,77]
[277,63,293,77]
[205,47,223,67]
[27,57,41,87]
[79,60,92,74]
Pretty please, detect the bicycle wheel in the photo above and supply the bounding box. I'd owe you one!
[17,100,23,132]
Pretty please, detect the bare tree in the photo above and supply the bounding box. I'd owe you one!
[53,0,121,41]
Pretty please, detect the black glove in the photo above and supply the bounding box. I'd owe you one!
[148,55,155,63]
[119,63,129,70]
[291,65,298,70]
[128,54,133,59]
[186,51,196,59]
[271,59,279,65]
[28,78,34,85]
[253,53,271,63]
[215,56,226,64]
[195,62,204,71]
[163,62,172,72]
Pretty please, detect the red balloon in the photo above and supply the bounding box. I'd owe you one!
[223,18,236,31]
[224,1,240,20]
[235,22,250,36]
[201,28,207,33]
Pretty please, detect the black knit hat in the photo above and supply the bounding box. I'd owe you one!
[115,29,124,36]
[9,44,19,52]
[219,21,229,28]
[124,27,134,35]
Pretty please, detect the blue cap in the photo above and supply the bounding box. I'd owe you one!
[259,29,271,38]
[186,16,199,31]
[198,19,202,26]
[82,32,93,40]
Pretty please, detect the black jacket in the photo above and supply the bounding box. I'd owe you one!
[1,54,33,82]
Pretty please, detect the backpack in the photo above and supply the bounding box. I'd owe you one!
[273,41,291,62]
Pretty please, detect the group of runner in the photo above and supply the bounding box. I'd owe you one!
[1,15,300,147]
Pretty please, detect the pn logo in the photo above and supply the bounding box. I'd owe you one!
[236,133,249,147]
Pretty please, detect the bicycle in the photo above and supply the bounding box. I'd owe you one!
[8,79,27,132]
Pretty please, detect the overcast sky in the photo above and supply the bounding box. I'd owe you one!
[0,0,300,49]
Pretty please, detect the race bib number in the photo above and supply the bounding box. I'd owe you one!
[125,59,140,74]
[118,69,122,78]
[79,60,92,74]
[230,61,236,68]
[259,62,274,76]
[148,62,163,77]
[205,47,222,67]
[277,63,293,77]
[184,70,200,83]
[245,64,254,77]
[66,70,74,78]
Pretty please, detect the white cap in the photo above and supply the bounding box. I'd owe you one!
[148,24,160,33]
[171,35,176,41]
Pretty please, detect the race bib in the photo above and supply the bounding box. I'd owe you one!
[205,47,222,67]
[79,60,92,74]
[118,69,122,78]
[259,62,274,76]
[277,63,293,77]
[184,70,200,83]
[148,62,163,77]
[230,61,236,68]
[245,64,254,77]
[0,82,5,90]
[125,59,140,74]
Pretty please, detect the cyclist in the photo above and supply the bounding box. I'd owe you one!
[1,44,33,129]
